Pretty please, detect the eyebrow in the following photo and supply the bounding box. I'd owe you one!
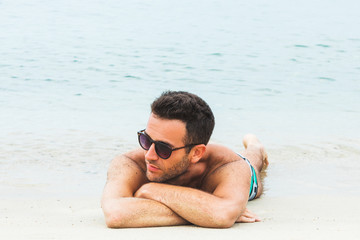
[144,130,175,148]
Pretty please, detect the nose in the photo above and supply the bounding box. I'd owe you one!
[144,143,159,161]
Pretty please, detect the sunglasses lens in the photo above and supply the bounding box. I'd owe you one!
[138,131,173,159]
[155,143,172,159]
[139,133,151,150]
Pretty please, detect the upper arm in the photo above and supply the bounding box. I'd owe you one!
[102,149,147,201]
[101,149,187,227]
[203,161,251,217]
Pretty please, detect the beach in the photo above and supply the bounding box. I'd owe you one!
[1,0,360,238]
[1,131,360,239]
[2,196,359,240]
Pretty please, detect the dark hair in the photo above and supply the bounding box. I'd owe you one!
[151,91,215,149]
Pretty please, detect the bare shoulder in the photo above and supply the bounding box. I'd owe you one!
[204,144,239,161]
[107,148,146,178]
[103,148,148,198]
[202,143,242,173]
[201,144,251,196]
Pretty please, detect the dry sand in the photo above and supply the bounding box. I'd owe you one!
[1,132,359,239]
[1,196,359,240]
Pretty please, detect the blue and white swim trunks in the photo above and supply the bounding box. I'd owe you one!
[238,153,258,201]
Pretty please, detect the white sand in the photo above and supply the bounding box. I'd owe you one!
[1,196,359,240]
[1,132,360,239]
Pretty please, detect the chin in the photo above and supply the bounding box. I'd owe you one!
[146,172,164,183]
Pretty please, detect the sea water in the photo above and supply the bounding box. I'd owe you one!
[1,0,360,198]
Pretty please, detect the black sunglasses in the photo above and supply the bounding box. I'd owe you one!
[137,129,200,159]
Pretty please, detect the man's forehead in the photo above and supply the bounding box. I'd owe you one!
[146,114,186,144]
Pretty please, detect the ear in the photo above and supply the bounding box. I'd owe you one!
[189,144,206,164]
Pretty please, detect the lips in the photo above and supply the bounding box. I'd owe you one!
[147,163,160,172]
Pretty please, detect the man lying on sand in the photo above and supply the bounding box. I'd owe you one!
[101,91,268,228]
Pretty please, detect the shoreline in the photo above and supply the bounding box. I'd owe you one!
[2,132,359,199]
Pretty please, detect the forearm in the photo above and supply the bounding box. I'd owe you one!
[102,197,188,228]
[135,183,244,228]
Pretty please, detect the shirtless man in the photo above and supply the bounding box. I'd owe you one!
[101,91,268,228]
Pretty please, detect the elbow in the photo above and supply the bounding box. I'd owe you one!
[212,214,236,229]
[210,199,248,228]
[104,208,133,228]
[102,200,128,228]
[104,212,123,228]
[220,219,236,229]
[104,215,117,228]
[194,211,235,228]
[209,207,239,228]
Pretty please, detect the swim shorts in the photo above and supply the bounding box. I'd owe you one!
[238,153,258,201]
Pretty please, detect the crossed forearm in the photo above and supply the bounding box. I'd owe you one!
[102,197,188,228]
[135,183,239,228]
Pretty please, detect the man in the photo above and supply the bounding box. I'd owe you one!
[101,91,268,228]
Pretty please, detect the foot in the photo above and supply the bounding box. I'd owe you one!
[242,134,269,168]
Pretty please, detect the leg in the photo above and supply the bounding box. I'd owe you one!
[240,134,269,198]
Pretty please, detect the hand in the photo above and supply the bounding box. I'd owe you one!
[236,208,261,223]
[134,183,154,199]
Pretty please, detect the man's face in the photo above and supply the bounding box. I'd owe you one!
[143,113,190,182]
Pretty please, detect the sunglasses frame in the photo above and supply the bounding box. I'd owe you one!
[137,129,201,159]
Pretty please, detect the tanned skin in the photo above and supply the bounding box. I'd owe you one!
[101,113,268,228]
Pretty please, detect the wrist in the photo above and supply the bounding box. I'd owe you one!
[135,182,157,199]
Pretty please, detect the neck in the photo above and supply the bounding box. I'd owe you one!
[165,162,207,188]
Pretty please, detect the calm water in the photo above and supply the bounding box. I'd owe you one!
[1,0,360,198]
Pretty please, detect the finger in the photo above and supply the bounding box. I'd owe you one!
[237,208,262,222]
[251,212,261,222]
[237,216,256,223]
[242,211,255,219]
[243,209,261,221]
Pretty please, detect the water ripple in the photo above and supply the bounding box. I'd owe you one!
[318,77,336,82]
[294,45,309,48]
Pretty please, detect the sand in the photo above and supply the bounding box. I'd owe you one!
[1,132,360,239]
[1,196,359,240]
